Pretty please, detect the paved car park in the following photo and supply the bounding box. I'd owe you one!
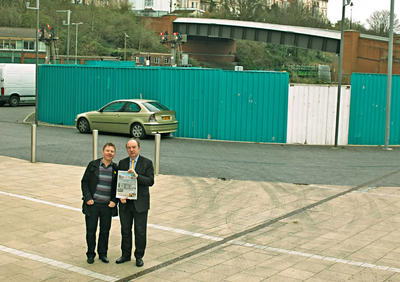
[2,107,400,281]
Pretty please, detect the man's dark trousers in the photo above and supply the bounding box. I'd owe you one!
[119,200,148,259]
[85,203,112,258]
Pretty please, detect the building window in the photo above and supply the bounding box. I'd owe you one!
[10,40,17,50]
[24,41,35,50]
[191,2,194,8]
[164,57,169,64]
[145,0,153,6]
[38,42,46,51]
[135,56,140,63]
[154,57,160,64]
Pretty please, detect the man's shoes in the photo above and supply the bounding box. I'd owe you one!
[99,256,109,263]
[136,258,144,267]
[87,257,94,264]
[116,256,131,264]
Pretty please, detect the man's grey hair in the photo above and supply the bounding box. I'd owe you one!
[126,138,140,148]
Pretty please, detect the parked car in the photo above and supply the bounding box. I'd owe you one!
[75,99,178,139]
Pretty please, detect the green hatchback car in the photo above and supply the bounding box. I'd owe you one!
[75,99,178,139]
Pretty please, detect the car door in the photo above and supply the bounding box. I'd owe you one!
[90,101,124,133]
[119,102,142,133]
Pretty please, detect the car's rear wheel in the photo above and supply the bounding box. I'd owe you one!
[78,118,90,133]
[130,123,147,139]
[9,95,19,107]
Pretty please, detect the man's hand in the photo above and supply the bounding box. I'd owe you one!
[86,199,94,205]
[120,198,128,204]
[127,168,138,178]
[109,201,116,208]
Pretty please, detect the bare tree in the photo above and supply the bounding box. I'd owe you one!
[227,0,265,21]
[366,10,400,36]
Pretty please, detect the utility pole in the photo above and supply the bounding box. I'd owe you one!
[334,0,352,148]
[384,0,395,150]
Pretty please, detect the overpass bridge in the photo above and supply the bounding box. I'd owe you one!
[173,18,341,55]
[141,16,399,82]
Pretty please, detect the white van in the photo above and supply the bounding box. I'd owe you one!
[0,64,36,107]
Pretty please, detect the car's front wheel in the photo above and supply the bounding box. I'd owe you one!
[78,118,90,133]
[130,123,147,139]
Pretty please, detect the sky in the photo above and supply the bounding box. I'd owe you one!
[327,0,400,27]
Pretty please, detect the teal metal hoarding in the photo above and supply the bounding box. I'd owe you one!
[348,73,400,145]
[38,65,289,143]
[86,61,136,67]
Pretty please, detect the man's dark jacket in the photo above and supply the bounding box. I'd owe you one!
[81,158,118,216]
[118,156,154,212]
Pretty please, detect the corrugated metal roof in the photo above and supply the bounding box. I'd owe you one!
[173,18,341,40]
[0,27,36,39]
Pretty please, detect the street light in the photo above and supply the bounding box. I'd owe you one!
[334,0,352,148]
[384,0,395,150]
[350,2,353,29]
[26,1,39,126]
[57,10,71,64]
[124,33,129,61]
[72,22,83,65]
[26,1,39,163]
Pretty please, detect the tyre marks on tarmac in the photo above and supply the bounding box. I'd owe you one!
[115,168,400,282]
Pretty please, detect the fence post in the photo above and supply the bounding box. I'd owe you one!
[154,134,160,175]
[31,124,37,163]
[93,129,98,160]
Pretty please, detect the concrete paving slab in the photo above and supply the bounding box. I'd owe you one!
[2,155,400,281]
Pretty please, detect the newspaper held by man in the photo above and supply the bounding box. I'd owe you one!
[116,170,137,200]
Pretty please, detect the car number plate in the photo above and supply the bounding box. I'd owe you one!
[162,116,171,120]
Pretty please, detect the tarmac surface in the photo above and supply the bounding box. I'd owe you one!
[2,109,400,281]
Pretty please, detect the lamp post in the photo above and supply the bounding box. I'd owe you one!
[26,1,39,126]
[384,0,395,150]
[350,2,353,29]
[124,33,129,61]
[72,22,83,65]
[57,10,71,64]
[26,1,39,163]
[334,0,352,148]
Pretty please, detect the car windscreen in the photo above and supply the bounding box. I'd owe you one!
[142,102,171,112]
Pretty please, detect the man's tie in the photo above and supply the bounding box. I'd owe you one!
[131,159,135,170]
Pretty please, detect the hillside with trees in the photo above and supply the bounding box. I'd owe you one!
[0,0,398,81]
[0,0,168,57]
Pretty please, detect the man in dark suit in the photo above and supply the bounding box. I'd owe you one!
[81,142,118,264]
[116,138,154,267]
